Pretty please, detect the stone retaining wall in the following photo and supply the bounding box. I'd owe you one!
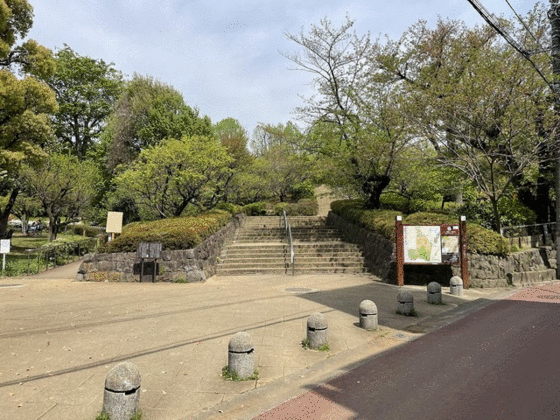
[327,211,556,288]
[77,214,245,282]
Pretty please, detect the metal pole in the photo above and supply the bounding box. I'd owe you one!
[460,216,469,289]
[395,216,404,286]
[548,1,560,279]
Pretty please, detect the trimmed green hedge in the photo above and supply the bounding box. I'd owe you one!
[330,200,510,256]
[242,202,267,216]
[100,210,232,253]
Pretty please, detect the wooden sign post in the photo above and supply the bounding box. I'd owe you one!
[395,216,469,288]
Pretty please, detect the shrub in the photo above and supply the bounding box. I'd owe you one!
[216,202,243,214]
[70,224,104,237]
[330,200,510,255]
[99,210,232,253]
[330,200,400,239]
[242,202,267,216]
[275,198,319,216]
[291,180,316,201]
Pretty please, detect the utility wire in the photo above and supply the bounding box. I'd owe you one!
[504,0,549,56]
[466,0,555,93]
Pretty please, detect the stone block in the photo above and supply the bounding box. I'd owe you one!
[307,312,328,348]
[228,332,255,379]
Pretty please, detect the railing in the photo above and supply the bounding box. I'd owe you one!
[2,237,97,277]
[501,222,557,238]
[282,210,295,275]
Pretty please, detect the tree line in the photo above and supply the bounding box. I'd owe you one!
[0,1,555,240]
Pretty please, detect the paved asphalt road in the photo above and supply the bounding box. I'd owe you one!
[255,283,560,420]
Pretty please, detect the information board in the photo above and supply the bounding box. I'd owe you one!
[395,216,468,288]
[0,239,10,254]
[403,226,442,263]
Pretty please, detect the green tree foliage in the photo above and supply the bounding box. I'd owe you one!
[213,118,252,203]
[102,74,213,171]
[249,123,317,203]
[41,45,123,159]
[374,13,554,232]
[9,193,40,233]
[19,154,102,240]
[0,0,57,236]
[283,16,412,209]
[113,135,233,219]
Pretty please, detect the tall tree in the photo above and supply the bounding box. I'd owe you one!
[113,135,232,219]
[283,16,412,208]
[19,154,101,240]
[214,118,252,203]
[375,16,555,232]
[102,74,213,171]
[0,0,57,236]
[250,123,317,202]
[41,45,123,160]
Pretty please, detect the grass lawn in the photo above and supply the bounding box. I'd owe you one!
[3,232,97,276]
[10,232,88,255]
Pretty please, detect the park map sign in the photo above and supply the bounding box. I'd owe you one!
[395,216,468,288]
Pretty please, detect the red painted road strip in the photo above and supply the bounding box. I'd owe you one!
[254,283,560,420]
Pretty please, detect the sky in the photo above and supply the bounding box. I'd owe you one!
[27,0,541,138]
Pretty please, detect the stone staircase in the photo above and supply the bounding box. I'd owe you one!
[216,216,367,275]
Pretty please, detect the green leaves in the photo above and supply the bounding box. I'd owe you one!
[114,135,233,219]
[103,75,214,170]
[40,46,123,159]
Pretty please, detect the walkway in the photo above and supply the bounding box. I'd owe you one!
[0,262,514,420]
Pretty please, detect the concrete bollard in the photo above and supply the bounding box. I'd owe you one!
[450,276,463,296]
[307,312,328,349]
[103,362,141,420]
[396,290,414,315]
[228,332,255,379]
[427,282,442,304]
[359,300,378,330]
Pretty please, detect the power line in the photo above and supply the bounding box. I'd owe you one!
[504,0,549,55]
[466,0,555,93]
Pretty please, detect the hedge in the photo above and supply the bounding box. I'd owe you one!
[330,200,510,256]
[100,210,232,253]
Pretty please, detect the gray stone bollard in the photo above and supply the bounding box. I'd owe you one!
[359,300,378,330]
[307,312,328,349]
[102,362,141,420]
[427,282,442,304]
[228,332,255,379]
[450,276,463,296]
[396,290,414,315]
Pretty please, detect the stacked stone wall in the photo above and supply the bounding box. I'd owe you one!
[77,214,245,282]
[327,212,556,288]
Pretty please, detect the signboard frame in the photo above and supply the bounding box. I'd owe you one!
[395,216,468,288]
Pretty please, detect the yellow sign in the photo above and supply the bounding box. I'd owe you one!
[106,212,123,233]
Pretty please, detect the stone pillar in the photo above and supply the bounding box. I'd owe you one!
[228,332,255,379]
[307,312,328,349]
[396,290,414,315]
[102,362,141,420]
[359,300,378,330]
[427,282,442,304]
[450,276,463,296]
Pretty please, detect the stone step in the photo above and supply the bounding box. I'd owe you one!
[219,255,364,265]
[508,269,557,286]
[216,266,367,276]
[217,215,368,276]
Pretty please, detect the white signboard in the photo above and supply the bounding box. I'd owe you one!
[0,239,10,254]
[106,212,123,234]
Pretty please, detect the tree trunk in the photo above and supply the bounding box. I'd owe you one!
[0,187,19,236]
[490,197,502,233]
[362,175,390,210]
